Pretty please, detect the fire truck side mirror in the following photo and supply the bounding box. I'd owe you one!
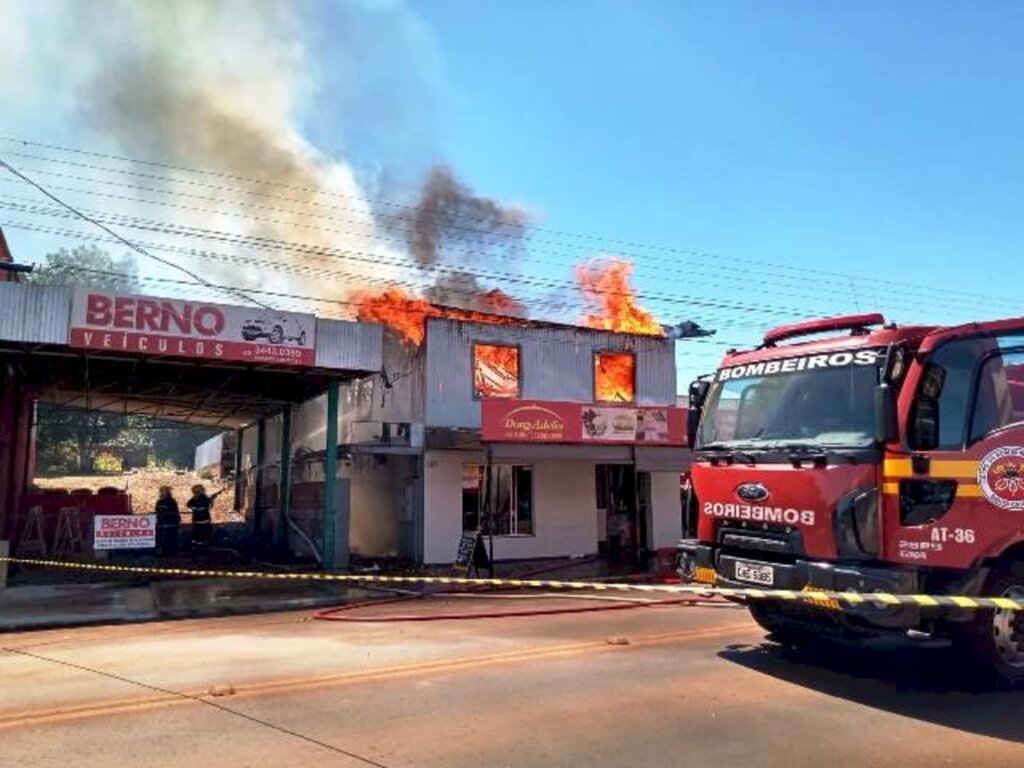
[687,380,711,447]
[874,383,899,444]
[689,379,711,408]
[687,409,701,447]
[908,397,939,450]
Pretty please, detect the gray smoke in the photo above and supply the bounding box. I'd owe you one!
[1,0,531,314]
[387,165,529,266]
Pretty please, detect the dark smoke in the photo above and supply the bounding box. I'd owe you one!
[425,271,527,317]
[388,165,529,266]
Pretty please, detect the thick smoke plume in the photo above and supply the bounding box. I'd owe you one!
[2,0,531,317]
[387,165,528,266]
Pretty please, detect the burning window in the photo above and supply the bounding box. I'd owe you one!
[595,352,635,403]
[473,344,521,399]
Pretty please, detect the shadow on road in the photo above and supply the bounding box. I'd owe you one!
[719,638,1024,744]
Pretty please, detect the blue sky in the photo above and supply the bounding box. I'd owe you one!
[4,1,1024,388]
[387,1,1024,383]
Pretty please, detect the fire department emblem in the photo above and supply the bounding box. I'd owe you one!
[978,446,1024,510]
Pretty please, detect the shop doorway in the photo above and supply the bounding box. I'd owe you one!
[596,464,650,565]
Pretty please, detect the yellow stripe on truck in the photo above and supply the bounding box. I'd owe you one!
[883,457,978,479]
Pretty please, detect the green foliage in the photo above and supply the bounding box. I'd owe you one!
[35,404,222,476]
[35,404,124,474]
[36,438,80,476]
[25,245,139,291]
[27,245,222,476]
[92,451,123,473]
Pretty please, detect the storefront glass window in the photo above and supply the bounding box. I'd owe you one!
[461,464,483,531]
[462,464,534,535]
[473,344,521,399]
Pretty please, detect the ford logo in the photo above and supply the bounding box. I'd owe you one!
[736,483,770,502]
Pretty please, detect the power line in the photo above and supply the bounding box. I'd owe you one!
[0,197,906,326]
[0,158,273,310]
[0,163,1013,339]
[3,137,1018,311]
[1,169,1009,322]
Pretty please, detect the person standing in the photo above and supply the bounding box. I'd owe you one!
[187,484,223,547]
[155,486,180,556]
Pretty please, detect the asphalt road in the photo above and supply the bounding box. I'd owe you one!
[2,592,1023,767]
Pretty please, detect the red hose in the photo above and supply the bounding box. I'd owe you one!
[313,556,713,623]
[314,595,711,622]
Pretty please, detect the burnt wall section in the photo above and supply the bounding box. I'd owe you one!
[424,318,676,429]
[338,330,425,446]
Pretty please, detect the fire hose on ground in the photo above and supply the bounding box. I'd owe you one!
[4,557,1024,613]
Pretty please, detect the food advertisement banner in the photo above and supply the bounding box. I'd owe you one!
[481,400,686,445]
[69,290,317,367]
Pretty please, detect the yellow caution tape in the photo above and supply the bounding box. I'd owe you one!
[1,556,1021,612]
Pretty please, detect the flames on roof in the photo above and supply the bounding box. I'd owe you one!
[354,257,664,346]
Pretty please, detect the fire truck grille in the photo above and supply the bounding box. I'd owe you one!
[717,525,805,565]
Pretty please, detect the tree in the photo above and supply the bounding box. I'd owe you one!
[25,245,139,291]
[27,247,141,473]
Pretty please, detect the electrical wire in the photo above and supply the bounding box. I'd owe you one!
[0,158,273,311]
[0,169,1003,325]
[0,158,1014,323]
[2,135,1017,313]
[0,196,865,325]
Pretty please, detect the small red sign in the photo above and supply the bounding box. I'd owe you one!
[482,400,686,445]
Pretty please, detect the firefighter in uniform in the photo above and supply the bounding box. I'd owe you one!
[186,484,222,547]
[155,486,181,556]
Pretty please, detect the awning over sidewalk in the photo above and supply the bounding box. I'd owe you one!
[487,442,690,471]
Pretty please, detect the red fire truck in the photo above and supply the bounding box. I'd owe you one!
[679,312,1024,685]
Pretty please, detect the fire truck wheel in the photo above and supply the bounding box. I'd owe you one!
[958,563,1024,688]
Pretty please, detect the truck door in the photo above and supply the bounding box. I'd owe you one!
[884,329,1024,569]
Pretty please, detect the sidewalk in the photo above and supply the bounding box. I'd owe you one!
[0,578,376,632]
[0,554,672,632]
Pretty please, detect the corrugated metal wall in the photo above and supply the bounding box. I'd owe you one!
[0,284,71,344]
[315,318,383,372]
[424,319,677,428]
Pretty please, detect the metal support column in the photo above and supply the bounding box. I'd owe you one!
[252,418,266,538]
[322,382,347,569]
[277,407,292,553]
[232,428,244,512]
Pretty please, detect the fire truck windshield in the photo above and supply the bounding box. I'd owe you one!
[697,359,880,451]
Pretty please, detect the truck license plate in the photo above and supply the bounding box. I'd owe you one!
[734,561,774,586]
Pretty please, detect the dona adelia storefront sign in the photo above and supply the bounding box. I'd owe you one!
[69,291,317,366]
[482,400,687,445]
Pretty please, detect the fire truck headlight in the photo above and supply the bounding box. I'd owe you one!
[834,487,879,559]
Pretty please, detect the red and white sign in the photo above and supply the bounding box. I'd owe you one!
[93,514,157,550]
[69,291,317,367]
[482,400,687,445]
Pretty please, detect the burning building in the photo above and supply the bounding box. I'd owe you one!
[324,271,690,566]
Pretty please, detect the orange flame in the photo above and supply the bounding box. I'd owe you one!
[576,259,663,336]
[355,258,662,350]
[474,344,520,398]
[354,287,439,345]
[595,352,636,402]
[354,287,528,346]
